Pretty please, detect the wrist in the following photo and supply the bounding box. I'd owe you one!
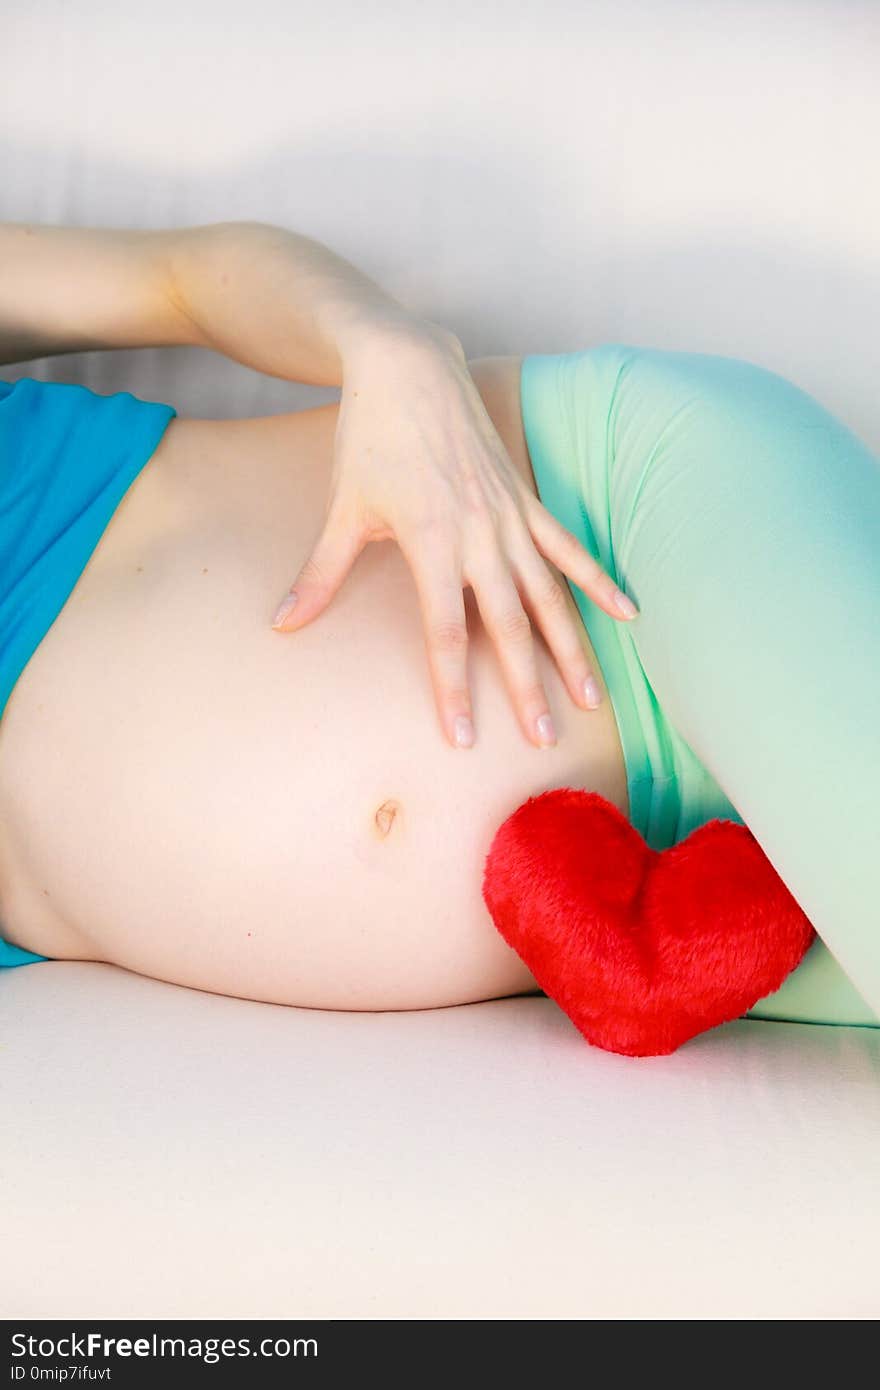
[337,307,463,371]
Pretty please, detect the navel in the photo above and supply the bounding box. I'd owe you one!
[373,798,402,839]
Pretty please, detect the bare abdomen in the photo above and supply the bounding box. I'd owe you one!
[0,404,628,1009]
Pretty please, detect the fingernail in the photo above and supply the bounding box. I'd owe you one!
[583,675,602,708]
[614,589,638,618]
[272,591,299,627]
[454,715,475,748]
[536,713,556,747]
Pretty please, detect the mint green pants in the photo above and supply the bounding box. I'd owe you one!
[520,345,880,1028]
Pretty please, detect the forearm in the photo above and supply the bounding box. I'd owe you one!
[0,218,457,382]
[0,222,184,366]
[167,220,452,387]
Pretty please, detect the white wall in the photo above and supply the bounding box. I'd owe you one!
[2,0,878,448]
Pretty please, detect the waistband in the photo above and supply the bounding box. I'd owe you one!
[519,348,741,851]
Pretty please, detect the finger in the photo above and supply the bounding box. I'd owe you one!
[507,531,605,714]
[465,544,557,750]
[520,490,640,621]
[402,533,475,751]
[271,506,367,631]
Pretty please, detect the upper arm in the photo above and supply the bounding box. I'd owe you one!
[0,221,197,367]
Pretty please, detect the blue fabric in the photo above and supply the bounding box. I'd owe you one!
[0,937,47,968]
[0,375,177,967]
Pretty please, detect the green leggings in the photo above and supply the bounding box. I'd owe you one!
[520,345,880,1028]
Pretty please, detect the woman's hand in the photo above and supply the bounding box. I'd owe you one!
[271,318,639,751]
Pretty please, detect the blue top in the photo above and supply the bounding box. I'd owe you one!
[0,936,46,967]
[0,375,177,966]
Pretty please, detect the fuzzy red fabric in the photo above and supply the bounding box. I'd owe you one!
[482,788,815,1057]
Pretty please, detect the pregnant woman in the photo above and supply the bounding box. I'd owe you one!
[1,219,878,1035]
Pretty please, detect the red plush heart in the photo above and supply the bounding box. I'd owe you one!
[482,788,815,1057]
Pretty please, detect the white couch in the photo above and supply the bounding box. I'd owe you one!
[3,962,879,1319]
[3,0,878,1318]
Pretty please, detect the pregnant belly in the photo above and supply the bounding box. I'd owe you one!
[0,404,628,1009]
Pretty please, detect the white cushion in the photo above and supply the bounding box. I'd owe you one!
[2,962,878,1319]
